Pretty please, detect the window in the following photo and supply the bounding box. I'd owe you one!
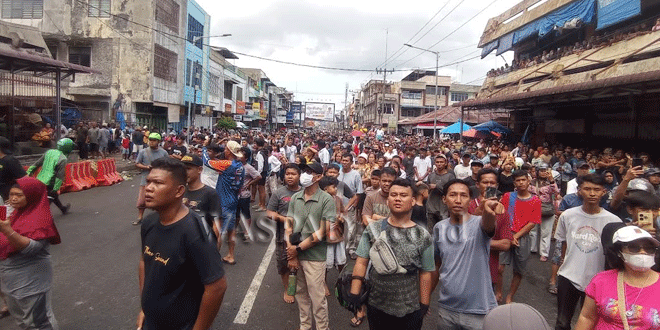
[88,0,110,17]
[187,15,204,50]
[155,0,179,33]
[224,81,233,100]
[401,91,422,99]
[2,0,43,19]
[451,92,469,102]
[192,61,202,88]
[236,87,243,101]
[154,44,177,83]
[185,59,192,86]
[425,86,446,96]
[69,46,92,67]
[209,73,220,95]
[382,104,394,114]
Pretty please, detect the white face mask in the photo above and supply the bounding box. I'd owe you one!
[622,252,656,271]
[300,173,315,188]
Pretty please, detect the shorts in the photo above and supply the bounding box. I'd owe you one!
[220,207,237,233]
[89,143,99,152]
[326,241,347,269]
[133,144,143,154]
[99,144,108,152]
[276,240,289,275]
[122,147,130,155]
[136,185,146,210]
[237,197,251,221]
[551,240,563,265]
[500,234,531,275]
[257,175,266,186]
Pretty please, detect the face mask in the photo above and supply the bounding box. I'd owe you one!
[621,252,656,271]
[300,173,314,188]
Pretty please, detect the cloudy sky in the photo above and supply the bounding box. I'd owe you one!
[197,0,520,110]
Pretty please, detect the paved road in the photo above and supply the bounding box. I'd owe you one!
[0,176,563,329]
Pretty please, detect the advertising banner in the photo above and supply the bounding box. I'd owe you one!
[236,101,246,115]
[225,103,232,113]
[305,102,335,122]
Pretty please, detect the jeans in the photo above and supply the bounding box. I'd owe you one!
[555,275,585,330]
[437,306,485,330]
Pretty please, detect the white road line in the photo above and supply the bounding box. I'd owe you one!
[233,238,276,325]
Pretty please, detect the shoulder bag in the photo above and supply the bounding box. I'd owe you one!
[368,219,407,275]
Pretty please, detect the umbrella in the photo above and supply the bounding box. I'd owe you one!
[471,121,511,134]
[463,129,501,139]
[440,120,472,134]
[351,130,365,137]
[236,122,248,129]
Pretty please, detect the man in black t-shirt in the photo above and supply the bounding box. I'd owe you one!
[170,135,188,160]
[0,137,26,203]
[137,157,226,330]
[182,154,220,244]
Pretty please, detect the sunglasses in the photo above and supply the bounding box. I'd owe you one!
[623,244,658,254]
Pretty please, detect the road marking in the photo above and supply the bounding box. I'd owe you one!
[233,238,276,325]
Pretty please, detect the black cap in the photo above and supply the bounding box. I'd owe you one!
[576,161,589,169]
[181,154,203,167]
[0,137,12,155]
[471,160,484,167]
[301,162,324,174]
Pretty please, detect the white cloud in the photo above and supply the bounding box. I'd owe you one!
[196,0,520,107]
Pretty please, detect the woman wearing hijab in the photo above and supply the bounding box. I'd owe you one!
[0,176,61,329]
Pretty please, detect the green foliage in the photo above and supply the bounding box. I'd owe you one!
[216,116,237,130]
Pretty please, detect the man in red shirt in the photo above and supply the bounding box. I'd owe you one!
[499,170,541,304]
[468,168,513,303]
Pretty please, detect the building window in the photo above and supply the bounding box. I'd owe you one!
[401,91,422,99]
[451,92,469,102]
[155,0,179,34]
[154,44,177,83]
[191,61,202,88]
[224,81,233,100]
[2,0,43,19]
[425,86,447,96]
[88,0,111,17]
[236,87,243,101]
[382,104,394,114]
[69,46,92,67]
[187,15,204,50]
[185,59,192,86]
[209,73,220,95]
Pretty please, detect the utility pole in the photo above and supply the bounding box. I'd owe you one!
[344,83,348,130]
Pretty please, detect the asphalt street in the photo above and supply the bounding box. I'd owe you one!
[0,172,564,329]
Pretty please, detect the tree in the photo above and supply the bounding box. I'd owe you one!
[216,116,236,130]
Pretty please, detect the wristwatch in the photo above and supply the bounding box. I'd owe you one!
[296,246,303,253]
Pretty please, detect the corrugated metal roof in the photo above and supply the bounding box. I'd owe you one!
[458,69,660,108]
[0,45,99,74]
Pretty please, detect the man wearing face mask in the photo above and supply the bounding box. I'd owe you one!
[285,161,336,330]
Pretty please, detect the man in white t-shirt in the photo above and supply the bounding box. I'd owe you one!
[317,140,330,170]
[383,143,397,161]
[267,145,282,197]
[414,147,432,183]
[285,137,298,164]
[553,174,620,330]
[566,161,590,195]
[454,153,473,180]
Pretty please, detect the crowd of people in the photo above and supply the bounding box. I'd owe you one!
[0,123,659,329]
[487,19,660,78]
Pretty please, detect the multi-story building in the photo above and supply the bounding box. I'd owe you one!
[360,80,399,129]
[462,0,660,147]
[394,70,451,119]
[1,0,188,129]
[242,68,269,126]
[449,83,480,106]
[182,0,210,129]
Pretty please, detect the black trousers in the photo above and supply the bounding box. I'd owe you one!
[77,141,88,159]
[47,190,66,213]
[555,276,585,330]
[367,304,423,330]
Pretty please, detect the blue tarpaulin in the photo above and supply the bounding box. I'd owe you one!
[497,33,515,56]
[472,121,512,134]
[440,120,472,134]
[597,0,640,30]
[481,40,499,58]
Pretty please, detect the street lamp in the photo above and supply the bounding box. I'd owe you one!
[404,43,439,139]
[192,33,232,44]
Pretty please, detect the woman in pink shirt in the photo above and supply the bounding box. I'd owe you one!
[576,226,660,329]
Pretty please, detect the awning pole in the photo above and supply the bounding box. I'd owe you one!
[460,106,464,142]
[55,68,62,141]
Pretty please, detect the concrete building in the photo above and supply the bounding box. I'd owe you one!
[1,0,188,129]
[182,0,210,129]
[449,83,480,106]
[395,70,451,119]
[360,79,399,130]
[242,68,269,126]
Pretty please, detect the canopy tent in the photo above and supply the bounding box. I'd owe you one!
[463,128,501,139]
[350,129,365,137]
[440,120,472,134]
[471,121,512,134]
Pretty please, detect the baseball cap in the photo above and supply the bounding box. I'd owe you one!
[471,160,484,167]
[358,153,368,160]
[489,153,499,159]
[612,226,659,246]
[226,140,244,158]
[181,154,203,167]
[537,163,550,170]
[0,136,13,155]
[483,303,551,330]
[300,162,324,175]
[575,161,589,169]
[627,178,656,193]
[646,168,660,176]
[148,132,161,141]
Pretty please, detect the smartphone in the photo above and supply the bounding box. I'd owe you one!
[485,187,499,200]
[632,157,643,168]
[637,211,654,231]
[0,205,5,221]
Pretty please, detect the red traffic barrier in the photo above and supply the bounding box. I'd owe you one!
[61,163,84,193]
[107,159,123,183]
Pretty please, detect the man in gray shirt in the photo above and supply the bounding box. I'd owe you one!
[338,154,364,258]
[87,121,100,159]
[431,179,499,329]
[426,155,456,232]
[133,133,169,225]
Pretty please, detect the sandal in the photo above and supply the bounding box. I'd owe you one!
[350,314,365,327]
[548,283,557,295]
[0,307,9,319]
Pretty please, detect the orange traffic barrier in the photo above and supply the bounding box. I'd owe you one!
[75,162,92,190]
[95,160,113,186]
[61,163,84,193]
[83,161,99,187]
[107,159,123,183]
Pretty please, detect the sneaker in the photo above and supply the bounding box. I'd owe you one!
[132,219,142,226]
[61,204,71,215]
